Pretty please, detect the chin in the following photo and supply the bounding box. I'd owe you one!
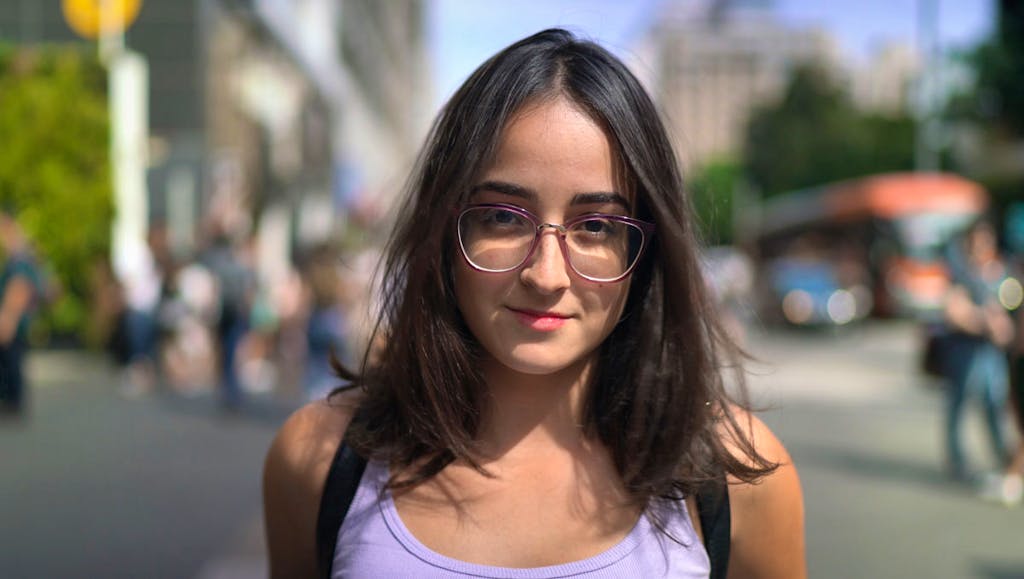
[493,345,591,377]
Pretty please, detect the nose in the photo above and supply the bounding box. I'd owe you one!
[519,229,571,294]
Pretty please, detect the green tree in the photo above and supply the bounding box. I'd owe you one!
[945,0,1024,219]
[744,63,915,197]
[689,158,742,245]
[0,44,114,341]
[969,0,1024,138]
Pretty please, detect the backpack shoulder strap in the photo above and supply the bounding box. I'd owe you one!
[315,440,368,579]
[696,477,731,579]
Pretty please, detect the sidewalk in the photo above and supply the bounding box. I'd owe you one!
[3,347,283,579]
[195,514,268,579]
[27,347,123,390]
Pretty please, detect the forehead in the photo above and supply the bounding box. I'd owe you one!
[496,98,609,161]
[477,97,632,203]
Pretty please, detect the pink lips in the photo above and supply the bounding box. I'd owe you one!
[508,307,570,331]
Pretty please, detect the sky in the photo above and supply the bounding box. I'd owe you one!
[428,0,995,106]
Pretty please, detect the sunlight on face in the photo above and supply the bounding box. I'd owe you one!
[453,97,633,378]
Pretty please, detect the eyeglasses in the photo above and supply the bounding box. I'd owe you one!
[456,203,655,283]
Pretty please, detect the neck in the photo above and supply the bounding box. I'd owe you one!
[474,356,597,464]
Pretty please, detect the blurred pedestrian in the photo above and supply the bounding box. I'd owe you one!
[113,229,163,397]
[86,256,126,358]
[0,207,41,416]
[158,260,219,395]
[302,244,350,401]
[263,29,805,579]
[236,285,279,395]
[201,228,256,411]
[979,242,1024,507]
[941,219,1015,483]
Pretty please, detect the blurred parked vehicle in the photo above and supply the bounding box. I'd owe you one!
[746,172,989,320]
[761,256,872,327]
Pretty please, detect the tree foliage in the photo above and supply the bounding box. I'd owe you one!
[689,158,742,246]
[944,1,1024,220]
[0,44,114,340]
[743,63,915,198]
[967,0,1024,138]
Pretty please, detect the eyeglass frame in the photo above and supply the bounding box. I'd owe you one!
[455,202,656,283]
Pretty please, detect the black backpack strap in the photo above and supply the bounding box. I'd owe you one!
[697,477,731,579]
[315,441,368,579]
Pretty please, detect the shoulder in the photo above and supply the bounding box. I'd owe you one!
[264,393,358,485]
[263,391,361,578]
[722,408,806,579]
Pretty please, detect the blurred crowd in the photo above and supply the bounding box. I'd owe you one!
[87,213,377,414]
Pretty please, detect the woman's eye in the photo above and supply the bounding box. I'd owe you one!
[479,208,527,229]
[489,209,518,224]
[580,218,614,235]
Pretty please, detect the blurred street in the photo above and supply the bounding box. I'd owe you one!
[2,319,1023,579]
[748,320,1024,579]
[0,350,289,579]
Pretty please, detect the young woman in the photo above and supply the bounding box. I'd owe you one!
[264,29,805,578]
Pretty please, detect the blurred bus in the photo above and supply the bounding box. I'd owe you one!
[748,172,989,322]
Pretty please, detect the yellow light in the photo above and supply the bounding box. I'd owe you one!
[62,0,142,40]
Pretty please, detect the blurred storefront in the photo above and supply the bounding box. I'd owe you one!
[0,0,429,278]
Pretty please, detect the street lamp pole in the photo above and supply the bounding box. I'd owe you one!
[63,0,149,284]
[915,0,942,173]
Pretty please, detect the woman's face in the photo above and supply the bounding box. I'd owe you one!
[453,97,633,377]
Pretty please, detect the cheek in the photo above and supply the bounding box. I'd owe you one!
[588,280,631,326]
[452,257,501,322]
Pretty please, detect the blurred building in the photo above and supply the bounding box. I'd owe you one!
[0,1,85,44]
[848,42,919,117]
[644,0,839,169]
[250,0,430,245]
[0,0,428,276]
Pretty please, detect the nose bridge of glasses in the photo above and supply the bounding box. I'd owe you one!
[534,222,571,262]
[527,222,571,271]
[536,222,568,236]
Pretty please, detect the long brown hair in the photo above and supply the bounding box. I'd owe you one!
[334,28,776,503]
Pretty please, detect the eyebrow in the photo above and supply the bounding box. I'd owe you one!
[470,180,632,212]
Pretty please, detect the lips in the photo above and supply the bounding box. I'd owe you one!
[507,307,571,331]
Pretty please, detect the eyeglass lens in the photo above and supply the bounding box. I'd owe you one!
[458,206,643,280]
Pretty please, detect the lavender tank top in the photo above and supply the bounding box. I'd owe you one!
[331,460,711,578]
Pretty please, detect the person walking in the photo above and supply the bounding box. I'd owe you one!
[302,244,350,402]
[263,29,805,579]
[113,228,163,397]
[979,242,1024,506]
[0,208,41,416]
[201,229,256,411]
[942,219,1015,483]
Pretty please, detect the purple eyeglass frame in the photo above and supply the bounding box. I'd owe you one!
[456,202,655,283]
